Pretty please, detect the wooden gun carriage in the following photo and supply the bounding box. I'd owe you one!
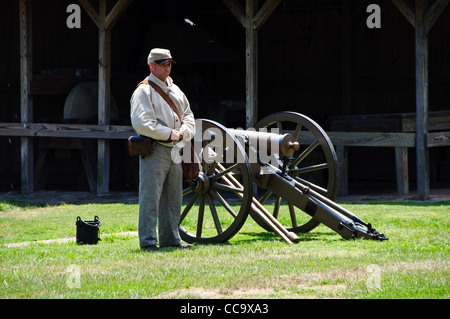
[178,111,388,244]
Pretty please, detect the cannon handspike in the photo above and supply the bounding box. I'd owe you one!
[216,162,300,244]
[304,191,388,241]
[256,163,388,241]
[300,186,389,241]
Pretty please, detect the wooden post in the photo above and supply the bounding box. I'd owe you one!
[336,145,348,196]
[415,0,430,200]
[395,147,409,195]
[19,0,33,194]
[79,0,132,193]
[97,0,111,194]
[223,0,281,128]
[391,0,449,199]
[342,0,351,115]
[246,0,258,128]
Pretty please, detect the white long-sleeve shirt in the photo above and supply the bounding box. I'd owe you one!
[130,73,195,147]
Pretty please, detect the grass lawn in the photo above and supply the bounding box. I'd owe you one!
[0,199,448,299]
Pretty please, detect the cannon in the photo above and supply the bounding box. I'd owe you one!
[178,111,388,244]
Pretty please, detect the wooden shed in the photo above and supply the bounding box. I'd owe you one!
[0,0,449,199]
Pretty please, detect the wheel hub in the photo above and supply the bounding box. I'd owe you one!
[190,172,210,194]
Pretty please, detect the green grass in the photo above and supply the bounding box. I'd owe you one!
[0,199,448,299]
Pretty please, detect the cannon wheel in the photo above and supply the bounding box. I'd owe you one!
[179,119,253,244]
[253,111,339,233]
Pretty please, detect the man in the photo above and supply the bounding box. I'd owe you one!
[130,48,195,251]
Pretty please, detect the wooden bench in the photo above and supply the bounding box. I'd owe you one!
[328,111,450,195]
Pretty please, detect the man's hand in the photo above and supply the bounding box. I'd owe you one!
[170,130,183,141]
[178,127,190,139]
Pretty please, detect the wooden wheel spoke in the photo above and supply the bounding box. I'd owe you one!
[211,189,238,218]
[276,121,283,134]
[210,163,240,181]
[259,190,273,204]
[290,139,320,168]
[293,123,302,140]
[206,194,223,235]
[196,195,206,238]
[180,193,199,223]
[288,204,298,228]
[212,182,244,194]
[273,196,281,219]
[183,186,193,196]
[290,163,329,175]
[206,161,218,176]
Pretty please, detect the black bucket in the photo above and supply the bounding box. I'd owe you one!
[76,216,101,245]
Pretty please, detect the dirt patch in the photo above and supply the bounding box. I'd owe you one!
[2,231,138,247]
[157,287,278,299]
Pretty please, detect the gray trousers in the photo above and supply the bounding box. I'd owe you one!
[138,143,182,247]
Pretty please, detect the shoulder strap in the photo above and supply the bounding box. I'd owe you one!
[137,80,181,121]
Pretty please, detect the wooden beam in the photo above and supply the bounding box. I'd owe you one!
[324,132,416,147]
[426,0,450,33]
[391,0,415,27]
[427,131,450,147]
[0,123,135,139]
[391,0,450,33]
[415,0,430,200]
[78,0,101,28]
[105,0,133,30]
[319,0,342,21]
[19,0,33,194]
[252,0,282,30]
[79,0,133,31]
[2,122,447,148]
[297,131,416,147]
[222,0,246,28]
[246,0,258,128]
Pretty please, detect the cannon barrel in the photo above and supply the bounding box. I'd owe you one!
[229,129,300,158]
